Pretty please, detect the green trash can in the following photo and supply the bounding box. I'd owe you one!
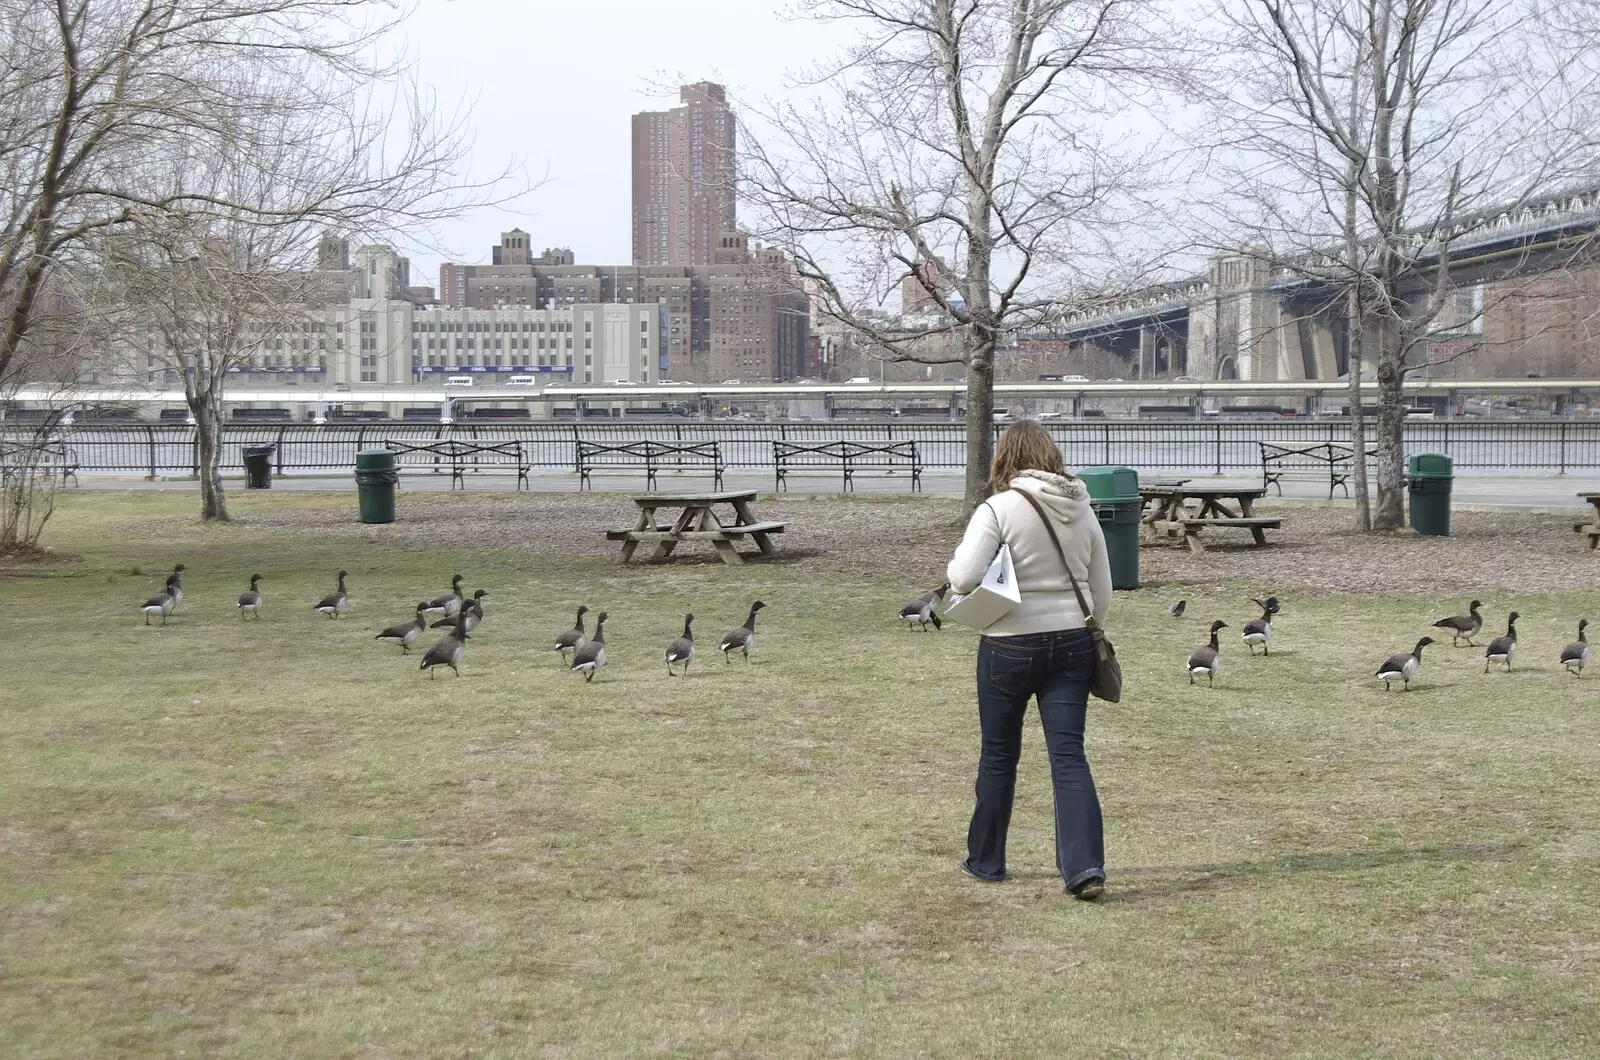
[1078,465,1141,590]
[1407,453,1453,536]
[355,448,399,524]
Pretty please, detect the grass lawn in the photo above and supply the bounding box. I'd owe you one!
[2,490,1598,1058]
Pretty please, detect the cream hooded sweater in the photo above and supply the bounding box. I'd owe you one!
[946,470,1113,637]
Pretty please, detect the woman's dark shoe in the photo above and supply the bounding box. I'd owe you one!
[1068,875,1105,901]
[959,859,1006,883]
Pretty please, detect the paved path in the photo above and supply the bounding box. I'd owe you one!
[65,468,1600,509]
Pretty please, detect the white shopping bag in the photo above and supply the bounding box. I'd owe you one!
[943,543,1021,630]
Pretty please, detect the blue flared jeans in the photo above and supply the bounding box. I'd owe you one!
[966,627,1105,888]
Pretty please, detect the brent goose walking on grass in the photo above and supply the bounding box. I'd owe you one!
[420,619,469,678]
[1484,611,1519,672]
[1377,637,1434,691]
[140,573,180,625]
[430,589,488,631]
[665,614,694,676]
[1168,599,1187,618]
[237,573,263,618]
[423,575,465,619]
[553,605,589,663]
[1187,620,1227,685]
[900,584,948,631]
[1562,619,1590,676]
[376,603,430,654]
[570,611,608,682]
[719,601,766,663]
[1433,600,1483,646]
[1241,598,1274,656]
[167,564,186,609]
[313,570,349,618]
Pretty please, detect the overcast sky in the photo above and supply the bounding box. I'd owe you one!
[400,0,842,286]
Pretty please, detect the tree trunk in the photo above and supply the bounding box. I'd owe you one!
[1346,293,1371,531]
[1372,334,1406,530]
[964,353,995,510]
[190,388,231,522]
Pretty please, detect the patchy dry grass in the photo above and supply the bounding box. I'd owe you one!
[1,490,1598,1058]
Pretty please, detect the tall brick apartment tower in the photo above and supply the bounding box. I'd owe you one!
[632,82,736,268]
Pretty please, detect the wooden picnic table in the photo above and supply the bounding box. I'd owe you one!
[1573,493,1600,548]
[605,490,785,566]
[1141,483,1281,553]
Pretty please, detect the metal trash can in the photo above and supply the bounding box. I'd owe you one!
[242,445,274,490]
[1078,465,1141,590]
[355,448,399,524]
[1407,453,1453,536]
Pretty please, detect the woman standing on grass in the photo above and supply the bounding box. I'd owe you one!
[947,420,1113,900]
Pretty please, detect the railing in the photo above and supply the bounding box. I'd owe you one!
[6,420,1600,476]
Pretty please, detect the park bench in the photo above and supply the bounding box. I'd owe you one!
[577,440,725,492]
[772,440,922,493]
[1259,441,1374,499]
[0,441,80,486]
[384,439,530,490]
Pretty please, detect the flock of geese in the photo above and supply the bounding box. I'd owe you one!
[141,565,1592,691]
[1165,595,1591,691]
[138,564,768,682]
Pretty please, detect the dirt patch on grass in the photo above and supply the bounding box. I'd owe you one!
[240,492,970,580]
[1141,503,1593,596]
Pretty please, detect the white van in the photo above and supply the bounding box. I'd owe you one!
[445,375,472,386]
[846,376,872,384]
[506,375,538,386]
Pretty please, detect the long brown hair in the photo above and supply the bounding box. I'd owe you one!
[989,419,1065,491]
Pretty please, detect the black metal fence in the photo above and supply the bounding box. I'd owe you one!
[8,419,1600,476]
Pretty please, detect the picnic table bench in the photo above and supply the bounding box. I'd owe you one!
[384,439,530,490]
[1259,441,1376,498]
[772,440,922,492]
[577,440,725,492]
[605,490,783,566]
[1141,484,1281,553]
[1574,493,1600,548]
[0,441,80,486]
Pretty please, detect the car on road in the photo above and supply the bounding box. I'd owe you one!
[721,378,742,385]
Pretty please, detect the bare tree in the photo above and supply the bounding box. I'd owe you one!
[743,0,1183,509]
[0,2,455,387]
[1202,0,1600,529]
[0,280,96,553]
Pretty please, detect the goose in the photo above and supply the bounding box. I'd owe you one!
[1241,599,1274,656]
[1484,611,1519,672]
[1377,637,1434,691]
[665,613,695,676]
[719,601,766,663]
[236,573,263,618]
[899,584,948,631]
[1187,620,1227,684]
[140,573,180,625]
[1561,619,1589,677]
[1433,599,1483,647]
[553,605,590,663]
[1259,595,1281,615]
[313,570,349,618]
[419,618,469,678]
[422,574,465,619]
[570,611,608,682]
[1168,599,1187,618]
[376,602,430,653]
[430,589,488,630]
[167,563,187,608]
